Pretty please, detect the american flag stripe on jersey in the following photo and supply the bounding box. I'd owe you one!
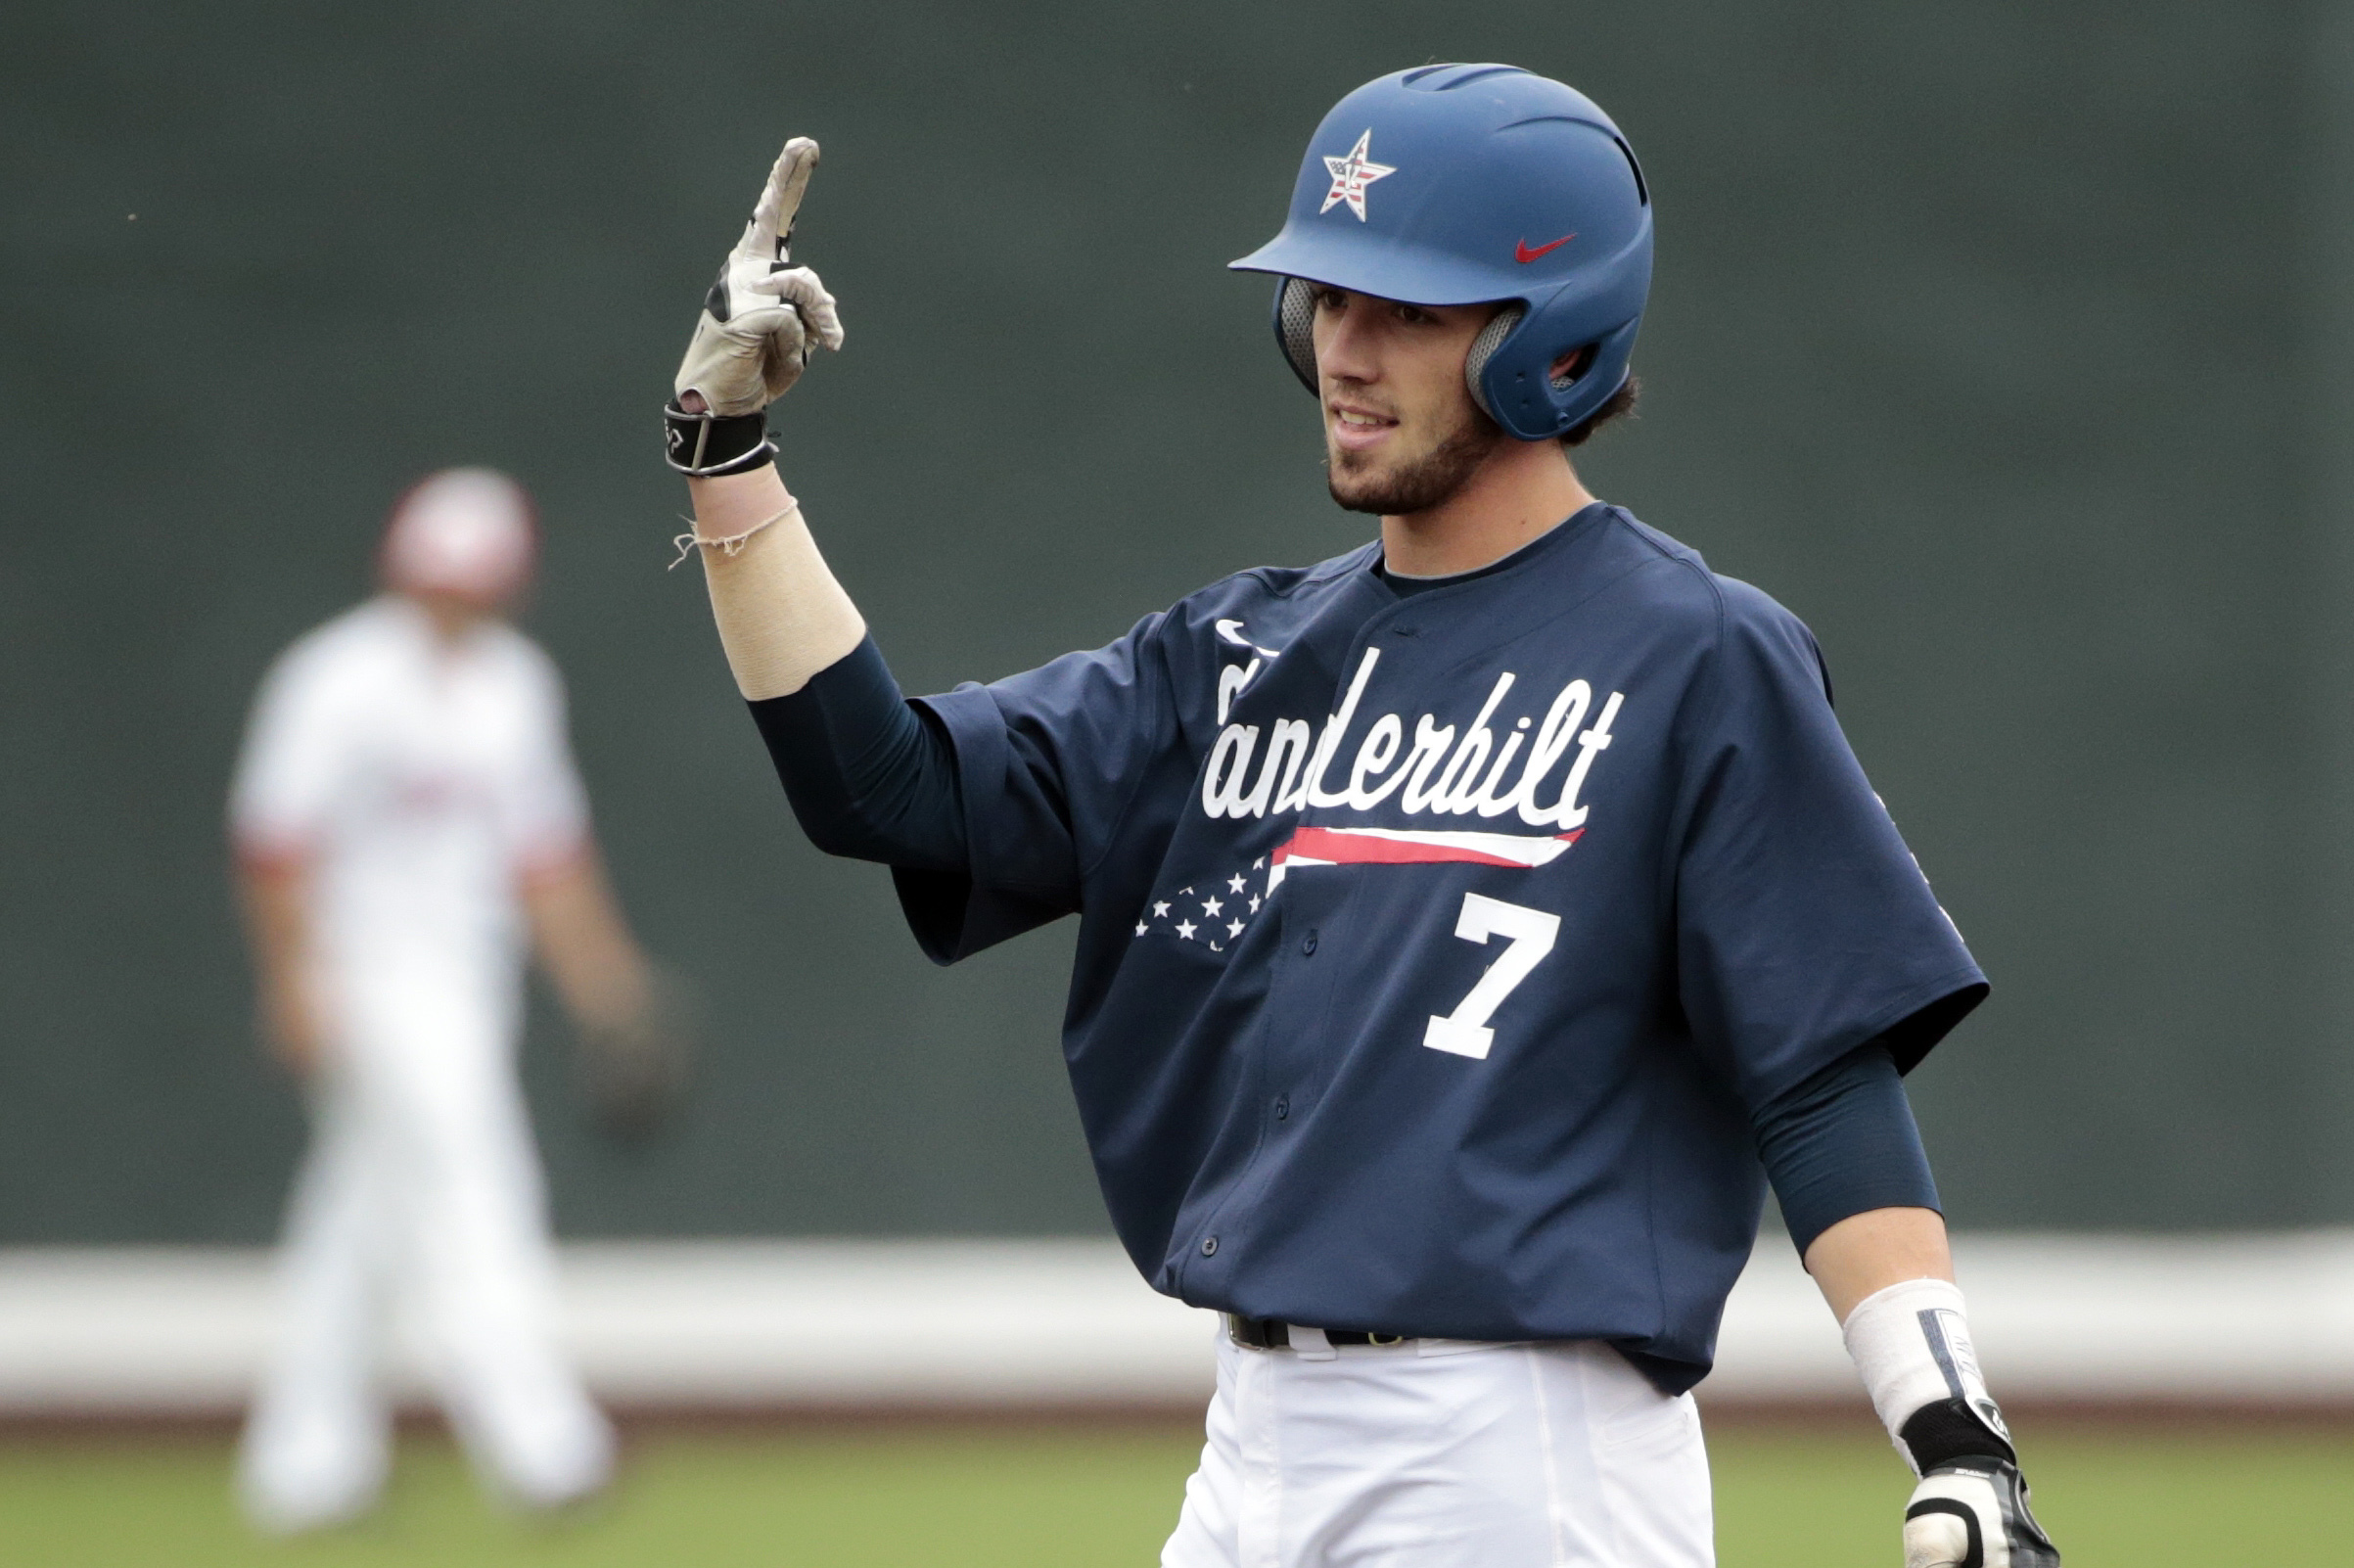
[1267,825,1583,887]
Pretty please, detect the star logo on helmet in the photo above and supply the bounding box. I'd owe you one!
[1319,130,1396,222]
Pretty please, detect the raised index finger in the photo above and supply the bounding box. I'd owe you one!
[736,137,820,262]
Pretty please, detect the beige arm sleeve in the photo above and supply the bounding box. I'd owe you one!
[689,468,866,700]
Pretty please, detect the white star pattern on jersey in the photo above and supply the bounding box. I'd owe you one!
[1133,861,1277,954]
[1319,130,1396,221]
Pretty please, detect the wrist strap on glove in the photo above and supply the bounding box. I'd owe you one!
[664,401,776,477]
[1902,1396,2015,1471]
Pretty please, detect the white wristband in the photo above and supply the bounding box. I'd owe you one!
[1840,1277,2009,1474]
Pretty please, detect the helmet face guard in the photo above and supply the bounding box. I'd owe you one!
[1232,64,1653,441]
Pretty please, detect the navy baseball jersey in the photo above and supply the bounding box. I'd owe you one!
[897,502,1983,1389]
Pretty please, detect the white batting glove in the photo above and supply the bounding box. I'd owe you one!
[1842,1279,2061,1568]
[1904,1457,2060,1568]
[665,137,846,475]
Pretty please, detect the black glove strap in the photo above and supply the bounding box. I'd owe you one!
[1901,1396,2017,1472]
[664,401,777,477]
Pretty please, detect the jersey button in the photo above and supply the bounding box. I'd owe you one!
[1200,1235,1219,1257]
[1301,929,1318,956]
[1273,1094,1289,1121]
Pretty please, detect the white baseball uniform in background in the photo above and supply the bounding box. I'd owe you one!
[229,594,611,1531]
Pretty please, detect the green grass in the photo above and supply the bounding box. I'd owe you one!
[1711,1426,2353,1565]
[0,1422,2344,1566]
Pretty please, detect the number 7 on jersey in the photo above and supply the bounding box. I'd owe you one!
[1423,893,1561,1060]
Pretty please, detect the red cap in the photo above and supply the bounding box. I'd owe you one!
[378,468,536,603]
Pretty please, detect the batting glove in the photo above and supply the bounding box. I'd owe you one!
[666,137,846,476]
[1843,1279,2061,1568]
[1904,1454,2059,1568]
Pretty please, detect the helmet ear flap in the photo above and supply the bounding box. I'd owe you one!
[1274,277,1319,392]
[1463,303,1527,423]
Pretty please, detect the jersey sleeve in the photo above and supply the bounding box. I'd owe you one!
[898,614,1172,963]
[1672,582,1986,1109]
[228,643,349,864]
[499,646,592,877]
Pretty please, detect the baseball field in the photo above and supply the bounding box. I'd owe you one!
[0,1422,2342,1566]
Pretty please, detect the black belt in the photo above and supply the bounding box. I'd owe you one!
[1225,1314,1411,1350]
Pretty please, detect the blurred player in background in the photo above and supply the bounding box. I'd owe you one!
[228,468,679,1532]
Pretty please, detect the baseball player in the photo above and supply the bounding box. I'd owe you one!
[667,65,2058,1567]
[230,469,658,1532]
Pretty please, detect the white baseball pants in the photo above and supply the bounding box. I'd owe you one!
[1162,1330,1714,1568]
[237,992,611,1533]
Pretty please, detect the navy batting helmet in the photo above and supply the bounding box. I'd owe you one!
[1229,64,1653,441]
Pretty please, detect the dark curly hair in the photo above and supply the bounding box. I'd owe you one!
[1561,373,1639,448]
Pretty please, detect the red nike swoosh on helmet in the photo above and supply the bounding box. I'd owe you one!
[1514,234,1577,263]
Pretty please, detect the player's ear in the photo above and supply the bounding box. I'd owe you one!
[1549,346,1596,384]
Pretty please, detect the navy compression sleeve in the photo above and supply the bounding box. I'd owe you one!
[746,636,968,872]
[1753,1041,1940,1256]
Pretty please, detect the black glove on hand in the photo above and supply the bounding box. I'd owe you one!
[577,966,697,1142]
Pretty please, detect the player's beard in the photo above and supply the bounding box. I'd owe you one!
[1325,401,1505,517]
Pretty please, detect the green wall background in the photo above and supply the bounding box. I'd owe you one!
[2,1,2336,1241]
